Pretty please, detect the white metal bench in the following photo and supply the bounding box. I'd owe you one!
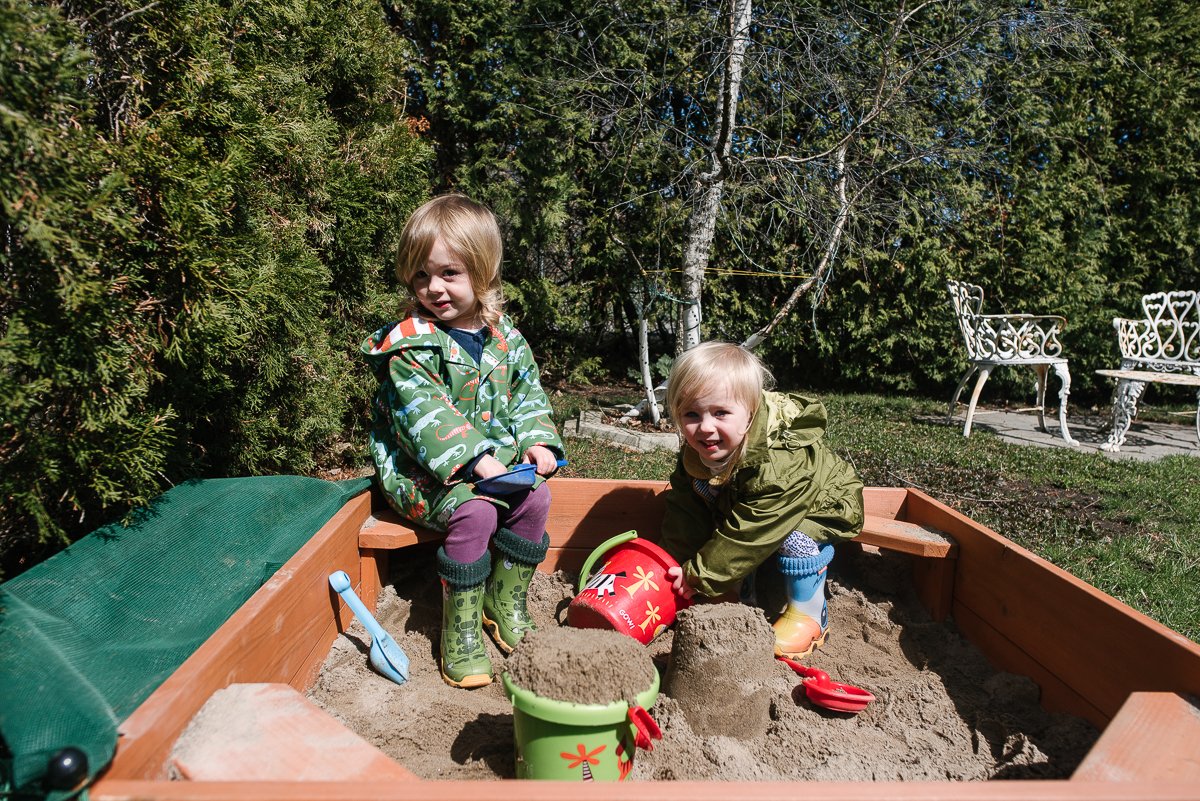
[1100,290,1200,451]
[946,280,1077,445]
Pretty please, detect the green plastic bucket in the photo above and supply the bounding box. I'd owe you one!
[500,670,661,780]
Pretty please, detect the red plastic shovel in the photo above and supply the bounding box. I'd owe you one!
[627,705,662,750]
[777,656,875,713]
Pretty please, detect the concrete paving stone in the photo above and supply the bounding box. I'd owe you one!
[565,405,1197,461]
[940,408,1198,462]
[562,410,677,452]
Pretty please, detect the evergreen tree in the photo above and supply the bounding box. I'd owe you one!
[1,0,430,577]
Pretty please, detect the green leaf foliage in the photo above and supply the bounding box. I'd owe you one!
[396,0,1199,410]
[1,0,430,577]
[8,0,1200,579]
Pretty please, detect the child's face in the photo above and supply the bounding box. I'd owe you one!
[411,236,481,328]
[678,385,752,468]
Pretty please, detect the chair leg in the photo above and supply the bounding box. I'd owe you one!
[1032,364,1049,433]
[963,366,992,438]
[948,365,978,420]
[1050,362,1077,446]
[1101,378,1146,452]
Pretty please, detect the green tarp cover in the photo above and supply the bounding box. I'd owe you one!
[0,475,371,799]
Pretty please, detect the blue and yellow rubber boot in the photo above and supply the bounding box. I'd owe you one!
[437,548,493,689]
[772,540,836,659]
[482,528,549,654]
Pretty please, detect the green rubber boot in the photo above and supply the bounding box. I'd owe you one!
[482,529,549,654]
[437,549,493,689]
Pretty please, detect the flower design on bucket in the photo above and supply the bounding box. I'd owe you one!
[561,743,605,780]
[624,565,659,597]
[637,601,662,634]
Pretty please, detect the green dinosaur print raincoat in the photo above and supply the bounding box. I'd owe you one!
[658,391,864,598]
[361,313,565,530]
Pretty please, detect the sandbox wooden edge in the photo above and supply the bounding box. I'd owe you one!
[90,479,1200,799]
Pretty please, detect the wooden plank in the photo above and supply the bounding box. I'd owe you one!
[361,481,948,561]
[859,517,955,558]
[87,778,1200,801]
[95,492,372,784]
[288,617,342,693]
[361,483,954,624]
[358,548,385,616]
[951,602,1105,726]
[364,513,952,566]
[359,514,441,550]
[902,490,1200,726]
[1096,368,1200,387]
[911,556,955,622]
[359,478,669,550]
[545,478,669,543]
[167,683,415,782]
[863,486,909,521]
[1072,692,1200,782]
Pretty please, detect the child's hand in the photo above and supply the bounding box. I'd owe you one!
[666,565,697,600]
[473,454,508,480]
[523,445,559,475]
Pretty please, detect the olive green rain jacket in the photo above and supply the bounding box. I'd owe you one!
[361,313,565,530]
[658,391,864,598]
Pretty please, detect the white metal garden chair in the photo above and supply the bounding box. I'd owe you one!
[946,280,1077,445]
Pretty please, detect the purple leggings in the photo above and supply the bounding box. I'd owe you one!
[443,482,552,563]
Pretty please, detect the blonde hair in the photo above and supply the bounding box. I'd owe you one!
[667,342,774,472]
[395,194,504,327]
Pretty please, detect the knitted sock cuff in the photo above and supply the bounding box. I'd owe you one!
[778,543,836,576]
[437,547,492,587]
[780,530,821,558]
[492,527,550,566]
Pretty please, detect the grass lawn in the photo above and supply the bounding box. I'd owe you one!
[550,386,1200,644]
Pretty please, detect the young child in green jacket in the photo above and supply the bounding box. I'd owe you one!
[659,341,864,658]
[361,194,565,689]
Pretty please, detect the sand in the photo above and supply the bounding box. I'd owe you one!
[506,626,657,706]
[304,544,1099,781]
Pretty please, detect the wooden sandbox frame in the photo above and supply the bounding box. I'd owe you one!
[90,479,1200,801]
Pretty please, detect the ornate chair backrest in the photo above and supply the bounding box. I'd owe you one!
[946,280,985,361]
[1115,291,1200,366]
[947,279,1064,362]
[1142,291,1199,363]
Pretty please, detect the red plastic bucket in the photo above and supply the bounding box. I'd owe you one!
[567,531,690,645]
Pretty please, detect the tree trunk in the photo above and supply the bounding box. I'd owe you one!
[678,0,752,353]
[636,313,661,424]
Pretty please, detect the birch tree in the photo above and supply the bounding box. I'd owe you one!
[541,0,1092,382]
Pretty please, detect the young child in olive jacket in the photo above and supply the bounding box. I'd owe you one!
[361,194,565,689]
[659,341,864,658]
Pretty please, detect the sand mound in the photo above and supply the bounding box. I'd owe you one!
[507,626,656,705]
[305,545,1098,781]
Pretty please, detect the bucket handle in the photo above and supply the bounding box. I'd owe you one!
[628,705,662,751]
[576,530,639,594]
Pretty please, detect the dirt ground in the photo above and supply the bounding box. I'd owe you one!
[303,544,1099,782]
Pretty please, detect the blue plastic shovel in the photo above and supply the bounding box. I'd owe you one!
[328,570,409,685]
[474,458,569,496]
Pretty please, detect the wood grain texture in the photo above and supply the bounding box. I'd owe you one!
[167,683,415,781]
[90,480,1200,801]
[95,492,372,784]
[90,778,1200,801]
[903,489,1200,727]
[1072,692,1200,782]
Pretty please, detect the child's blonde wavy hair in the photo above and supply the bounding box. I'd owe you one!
[666,342,775,472]
[395,194,504,328]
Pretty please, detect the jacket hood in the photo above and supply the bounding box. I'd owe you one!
[744,391,829,463]
[360,315,449,373]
